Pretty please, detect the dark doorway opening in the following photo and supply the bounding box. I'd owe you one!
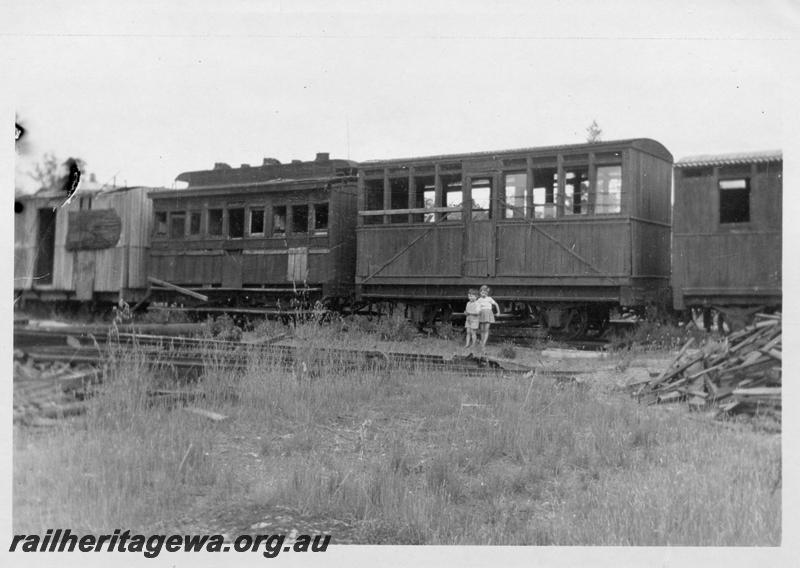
[35,208,57,285]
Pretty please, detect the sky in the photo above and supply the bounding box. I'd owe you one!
[6,0,798,193]
[3,2,800,567]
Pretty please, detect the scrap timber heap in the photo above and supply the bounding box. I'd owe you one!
[633,313,781,416]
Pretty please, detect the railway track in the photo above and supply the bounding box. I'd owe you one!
[14,325,593,425]
[14,327,554,379]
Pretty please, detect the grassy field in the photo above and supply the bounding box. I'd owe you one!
[13,319,781,545]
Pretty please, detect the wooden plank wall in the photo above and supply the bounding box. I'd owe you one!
[356,225,463,278]
[631,220,670,277]
[465,222,493,277]
[633,150,672,223]
[91,191,125,292]
[241,252,287,286]
[151,248,331,288]
[495,221,630,277]
[14,203,37,289]
[672,163,782,306]
[53,200,79,291]
[673,233,781,291]
[90,188,154,292]
[328,186,358,294]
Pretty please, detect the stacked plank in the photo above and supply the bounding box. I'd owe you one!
[13,356,100,425]
[633,313,781,415]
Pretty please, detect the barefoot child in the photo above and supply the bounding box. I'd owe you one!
[477,285,500,350]
[464,289,480,349]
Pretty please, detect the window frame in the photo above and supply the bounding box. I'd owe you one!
[207,208,224,237]
[248,207,266,236]
[470,176,492,220]
[531,165,558,220]
[592,164,623,215]
[169,211,186,239]
[271,204,287,236]
[718,176,751,225]
[313,202,329,234]
[501,171,529,220]
[188,210,202,237]
[154,211,168,236]
[291,204,310,234]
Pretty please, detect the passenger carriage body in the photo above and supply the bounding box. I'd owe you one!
[355,139,673,334]
[671,150,782,318]
[147,154,358,310]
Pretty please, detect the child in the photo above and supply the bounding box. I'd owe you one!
[476,285,500,349]
[464,289,480,349]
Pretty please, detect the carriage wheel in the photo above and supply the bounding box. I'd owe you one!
[564,308,589,340]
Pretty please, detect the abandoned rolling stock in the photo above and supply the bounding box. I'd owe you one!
[671,150,782,325]
[355,139,673,336]
[15,183,156,306]
[147,153,358,311]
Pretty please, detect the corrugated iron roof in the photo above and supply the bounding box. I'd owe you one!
[675,150,782,168]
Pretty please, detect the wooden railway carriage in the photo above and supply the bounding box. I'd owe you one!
[15,185,155,305]
[355,139,673,335]
[671,150,782,322]
[147,154,358,309]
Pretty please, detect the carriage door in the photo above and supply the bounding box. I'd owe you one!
[287,247,309,284]
[222,250,243,288]
[464,174,497,278]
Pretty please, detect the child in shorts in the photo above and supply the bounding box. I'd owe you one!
[477,285,501,349]
[464,289,480,349]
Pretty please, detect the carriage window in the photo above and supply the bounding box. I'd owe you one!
[471,178,491,220]
[442,174,462,221]
[532,168,557,219]
[564,167,589,215]
[155,211,167,235]
[594,165,622,214]
[208,209,223,235]
[719,178,750,224]
[250,209,265,235]
[189,212,202,235]
[390,177,409,224]
[412,175,436,223]
[169,212,186,239]
[273,206,286,235]
[503,173,528,219]
[682,167,712,178]
[292,204,309,233]
[228,208,245,238]
[364,178,384,225]
[313,203,329,232]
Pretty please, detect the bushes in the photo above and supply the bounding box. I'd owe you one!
[607,319,703,351]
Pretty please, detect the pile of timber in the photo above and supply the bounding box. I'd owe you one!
[13,354,101,426]
[633,313,781,416]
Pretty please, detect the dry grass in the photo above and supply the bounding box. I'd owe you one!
[13,321,781,545]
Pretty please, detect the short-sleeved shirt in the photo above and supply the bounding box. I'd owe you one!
[465,300,480,329]
[476,296,497,323]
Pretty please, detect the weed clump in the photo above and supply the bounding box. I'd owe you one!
[204,314,243,341]
[498,343,517,359]
[608,319,701,351]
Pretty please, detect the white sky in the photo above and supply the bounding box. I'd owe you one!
[6,0,798,192]
[3,2,800,567]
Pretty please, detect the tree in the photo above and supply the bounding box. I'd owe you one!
[28,152,61,191]
[28,153,86,194]
[585,120,603,143]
